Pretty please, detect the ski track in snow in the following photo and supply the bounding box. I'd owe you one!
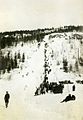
[0,32,83,120]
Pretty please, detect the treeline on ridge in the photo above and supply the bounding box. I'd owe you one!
[0,25,83,49]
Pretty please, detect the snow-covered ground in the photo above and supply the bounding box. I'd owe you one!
[0,32,83,120]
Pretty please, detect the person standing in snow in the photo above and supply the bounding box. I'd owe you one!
[4,91,10,108]
[72,85,75,91]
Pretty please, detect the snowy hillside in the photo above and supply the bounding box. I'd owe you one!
[0,31,83,120]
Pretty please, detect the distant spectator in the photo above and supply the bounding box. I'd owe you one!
[61,94,76,103]
[4,91,10,108]
[72,85,75,91]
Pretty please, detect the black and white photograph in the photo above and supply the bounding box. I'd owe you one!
[0,0,83,120]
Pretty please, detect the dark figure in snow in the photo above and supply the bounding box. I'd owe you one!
[72,85,75,91]
[61,94,76,103]
[4,91,10,108]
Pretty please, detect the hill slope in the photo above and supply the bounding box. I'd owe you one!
[0,31,83,120]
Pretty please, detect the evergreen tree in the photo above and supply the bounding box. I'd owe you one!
[22,53,25,62]
[75,61,79,71]
[14,58,17,68]
[18,52,21,59]
[7,64,11,73]
[63,59,68,72]
[14,52,17,60]
[11,58,14,69]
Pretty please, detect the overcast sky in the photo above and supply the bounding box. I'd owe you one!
[0,0,83,32]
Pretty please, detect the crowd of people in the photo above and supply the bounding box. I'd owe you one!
[35,81,64,96]
[35,81,76,103]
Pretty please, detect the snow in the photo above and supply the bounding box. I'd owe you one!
[0,32,83,120]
